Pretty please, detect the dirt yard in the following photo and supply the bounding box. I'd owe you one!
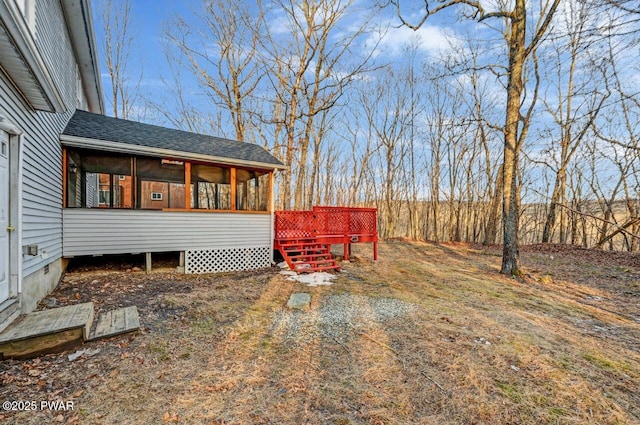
[1,241,639,424]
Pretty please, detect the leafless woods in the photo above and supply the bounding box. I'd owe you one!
[96,0,640,264]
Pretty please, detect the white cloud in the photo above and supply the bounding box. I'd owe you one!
[265,7,292,36]
[369,24,462,58]
[478,0,514,14]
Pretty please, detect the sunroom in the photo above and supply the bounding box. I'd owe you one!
[60,110,286,273]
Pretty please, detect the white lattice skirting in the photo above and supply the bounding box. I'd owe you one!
[185,246,271,274]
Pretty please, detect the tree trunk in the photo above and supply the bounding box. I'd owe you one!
[542,168,567,243]
[484,164,503,245]
[501,1,526,276]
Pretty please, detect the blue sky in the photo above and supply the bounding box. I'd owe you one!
[92,0,186,108]
[89,0,639,203]
[90,0,470,123]
[89,0,503,203]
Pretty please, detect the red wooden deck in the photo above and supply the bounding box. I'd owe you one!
[274,206,378,272]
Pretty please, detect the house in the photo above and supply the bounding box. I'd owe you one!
[0,0,285,333]
[61,110,285,274]
[0,0,104,332]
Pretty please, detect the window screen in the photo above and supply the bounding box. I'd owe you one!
[236,169,269,211]
[191,164,231,210]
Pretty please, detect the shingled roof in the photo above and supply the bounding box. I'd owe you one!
[61,110,285,169]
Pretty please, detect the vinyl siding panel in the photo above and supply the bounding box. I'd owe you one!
[34,0,77,109]
[0,78,71,277]
[0,0,80,279]
[63,210,272,256]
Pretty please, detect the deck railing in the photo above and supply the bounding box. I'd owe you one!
[274,206,378,260]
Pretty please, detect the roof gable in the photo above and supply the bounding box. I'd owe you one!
[61,110,285,169]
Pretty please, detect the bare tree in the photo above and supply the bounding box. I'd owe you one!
[396,41,426,240]
[589,33,640,250]
[393,0,561,275]
[260,0,379,209]
[421,71,469,243]
[339,104,374,207]
[98,0,141,119]
[164,0,263,142]
[455,47,504,245]
[369,69,410,238]
[540,0,609,244]
[144,44,216,134]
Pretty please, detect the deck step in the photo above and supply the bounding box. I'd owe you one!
[297,262,338,269]
[277,236,340,274]
[278,237,317,243]
[287,248,329,255]
[288,253,332,260]
[88,306,140,341]
[280,242,327,247]
[281,244,326,250]
[0,302,94,360]
[292,257,337,265]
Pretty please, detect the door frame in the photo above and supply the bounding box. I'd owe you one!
[0,113,23,306]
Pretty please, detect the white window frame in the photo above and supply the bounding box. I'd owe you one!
[98,189,110,206]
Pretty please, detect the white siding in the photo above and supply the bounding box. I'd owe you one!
[63,210,272,256]
[0,0,81,278]
[0,78,71,277]
[33,0,78,109]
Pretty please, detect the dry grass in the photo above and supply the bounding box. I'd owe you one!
[2,241,640,424]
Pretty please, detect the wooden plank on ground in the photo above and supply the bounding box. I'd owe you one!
[0,302,94,343]
[88,306,140,341]
[0,302,94,360]
[0,329,84,360]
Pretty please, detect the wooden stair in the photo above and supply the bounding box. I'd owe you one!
[0,302,140,360]
[277,238,341,273]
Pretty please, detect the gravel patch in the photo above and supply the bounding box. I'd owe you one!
[270,294,419,345]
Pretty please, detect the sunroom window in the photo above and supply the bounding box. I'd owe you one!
[136,158,185,209]
[236,169,269,211]
[65,149,132,208]
[64,148,271,212]
[191,164,230,210]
